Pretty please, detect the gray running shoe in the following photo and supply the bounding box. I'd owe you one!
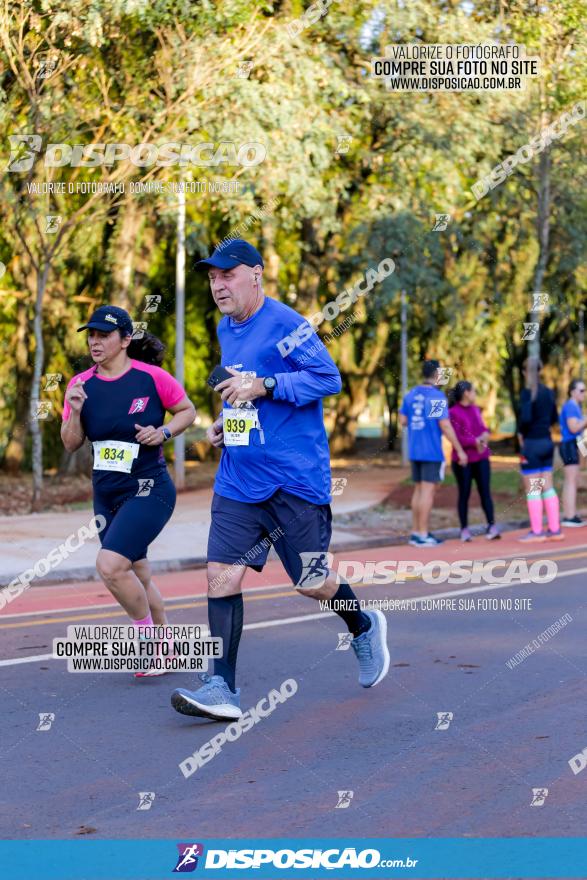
[171,673,242,721]
[351,610,390,688]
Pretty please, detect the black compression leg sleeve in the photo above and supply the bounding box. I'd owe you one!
[329,581,371,637]
[208,594,243,692]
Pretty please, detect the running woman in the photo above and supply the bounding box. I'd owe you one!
[171,239,389,722]
[517,357,563,542]
[448,381,499,541]
[560,378,587,527]
[399,360,468,547]
[61,306,196,668]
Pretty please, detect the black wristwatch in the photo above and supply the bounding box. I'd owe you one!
[263,376,277,399]
[161,426,172,442]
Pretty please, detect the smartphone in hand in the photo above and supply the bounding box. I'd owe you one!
[207,365,233,391]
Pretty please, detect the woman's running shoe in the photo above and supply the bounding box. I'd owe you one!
[561,515,584,527]
[518,531,546,543]
[460,528,472,542]
[486,524,501,540]
[135,639,175,678]
[546,529,565,541]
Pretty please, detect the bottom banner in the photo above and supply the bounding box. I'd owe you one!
[1,837,586,879]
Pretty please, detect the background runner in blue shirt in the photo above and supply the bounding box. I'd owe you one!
[399,360,467,547]
[61,305,195,672]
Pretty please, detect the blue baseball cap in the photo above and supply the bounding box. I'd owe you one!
[77,305,134,336]
[197,238,264,270]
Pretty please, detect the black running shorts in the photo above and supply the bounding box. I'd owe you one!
[520,437,555,474]
[560,439,580,467]
[94,470,176,562]
[207,489,332,586]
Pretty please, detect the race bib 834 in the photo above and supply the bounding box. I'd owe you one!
[92,440,140,473]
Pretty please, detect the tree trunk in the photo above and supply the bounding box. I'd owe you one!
[533,147,550,301]
[30,263,50,510]
[261,215,279,298]
[330,377,371,456]
[296,218,325,311]
[2,298,31,473]
[59,442,93,475]
[528,102,551,360]
[132,223,156,312]
[384,378,400,450]
[330,317,390,454]
[483,384,497,425]
[503,338,524,449]
[109,197,143,309]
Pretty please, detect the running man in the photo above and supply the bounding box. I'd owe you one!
[400,360,468,547]
[171,238,389,721]
[559,378,587,527]
[61,305,196,670]
[517,357,563,541]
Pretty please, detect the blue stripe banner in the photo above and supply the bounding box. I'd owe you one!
[1,838,586,879]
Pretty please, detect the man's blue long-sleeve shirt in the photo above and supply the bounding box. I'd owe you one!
[214,296,342,504]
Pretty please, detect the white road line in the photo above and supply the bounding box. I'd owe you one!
[0,611,330,667]
[0,653,54,667]
[243,611,329,630]
[1,565,585,669]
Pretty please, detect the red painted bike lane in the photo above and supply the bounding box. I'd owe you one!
[2,526,586,618]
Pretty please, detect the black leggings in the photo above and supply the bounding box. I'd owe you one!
[451,458,495,529]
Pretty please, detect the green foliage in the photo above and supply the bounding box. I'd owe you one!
[0,0,585,469]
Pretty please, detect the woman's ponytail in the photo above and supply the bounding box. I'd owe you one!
[126,331,166,366]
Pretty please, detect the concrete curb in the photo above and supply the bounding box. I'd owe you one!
[5,518,530,589]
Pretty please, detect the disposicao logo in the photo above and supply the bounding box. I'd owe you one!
[173,843,204,872]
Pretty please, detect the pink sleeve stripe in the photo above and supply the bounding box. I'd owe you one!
[130,360,187,409]
[61,366,96,421]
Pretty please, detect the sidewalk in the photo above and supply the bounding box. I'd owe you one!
[0,468,402,586]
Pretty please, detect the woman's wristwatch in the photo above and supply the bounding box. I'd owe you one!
[161,426,172,442]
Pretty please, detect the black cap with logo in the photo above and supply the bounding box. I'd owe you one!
[77,305,134,336]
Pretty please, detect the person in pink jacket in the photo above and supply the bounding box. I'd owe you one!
[448,381,499,542]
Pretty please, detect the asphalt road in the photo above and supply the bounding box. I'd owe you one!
[1,541,586,846]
